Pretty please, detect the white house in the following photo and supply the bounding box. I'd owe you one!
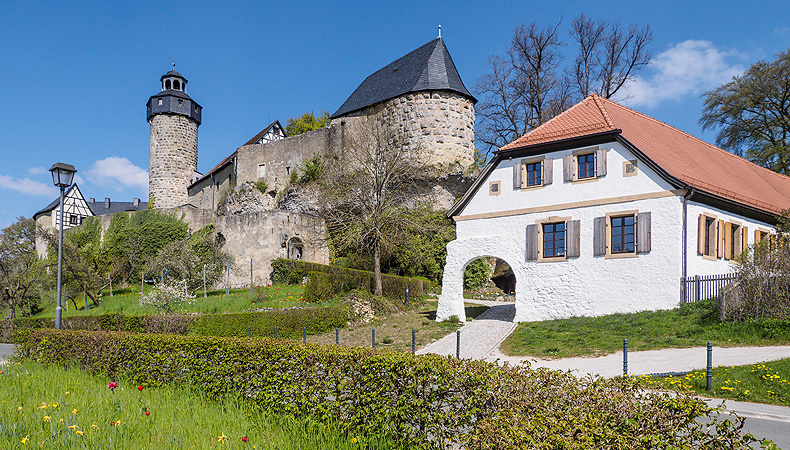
[437,94,790,323]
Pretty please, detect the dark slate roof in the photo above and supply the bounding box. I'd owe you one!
[148,89,195,101]
[87,199,148,216]
[331,37,476,119]
[160,70,187,82]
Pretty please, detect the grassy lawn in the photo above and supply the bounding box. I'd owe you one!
[644,358,790,407]
[0,360,396,449]
[501,300,790,358]
[309,300,489,351]
[29,284,333,318]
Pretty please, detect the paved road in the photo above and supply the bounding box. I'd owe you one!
[0,343,13,363]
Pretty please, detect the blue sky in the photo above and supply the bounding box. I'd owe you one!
[1,0,788,228]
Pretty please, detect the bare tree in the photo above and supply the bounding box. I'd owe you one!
[319,117,419,295]
[476,16,653,152]
[0,218,45,319]
[476,21,567,151]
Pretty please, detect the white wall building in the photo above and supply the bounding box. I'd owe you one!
[437,95,790,323]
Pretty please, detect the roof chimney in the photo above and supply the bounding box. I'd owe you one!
[133,198,140,207]
[104,198,110,208]
[89,198,95,203]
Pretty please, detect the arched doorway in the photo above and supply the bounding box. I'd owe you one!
[436,236,524,322]
[287,237,303,260]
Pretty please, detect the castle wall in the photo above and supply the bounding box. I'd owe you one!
[187,163,235,210]
[345,91,475,168]
[234,125,344,194]
[149,114,198,209]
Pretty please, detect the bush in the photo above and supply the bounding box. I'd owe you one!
[16,330,763,449]
[272,258,426,301]
[140,281,196,312]
[190,306,348,338]
[464,258,492,290]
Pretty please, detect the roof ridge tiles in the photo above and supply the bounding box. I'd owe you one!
[591,94,616,128]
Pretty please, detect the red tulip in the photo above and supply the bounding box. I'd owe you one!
[145,411,150,416]
[242,437,248,442]
[138,386,143,391]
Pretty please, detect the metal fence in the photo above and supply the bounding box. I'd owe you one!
[680,273,737,303]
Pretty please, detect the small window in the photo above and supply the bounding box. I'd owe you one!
[174,80,181,90]
[514,158,552,189]
[165,80,171,90]
[178,99,183,105]
[489,180,501,196]
[69,215,78,225]
[724,222,746,261]
[577,153,595,179]
[623,160,638,177]
[698,214,720,259]
[157,98,163,106]
[257,163,266,179]
[525,162,542,186]
[610,215,635,254]
[542,222,565,258]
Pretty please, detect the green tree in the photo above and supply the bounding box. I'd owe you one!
[285,111,331,136]
[700,49,790,174]
[390,209,456,283]
[0,218,45,319]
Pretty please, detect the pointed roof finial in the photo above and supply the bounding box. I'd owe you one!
[171,58,175,71]
[438,24,441,38]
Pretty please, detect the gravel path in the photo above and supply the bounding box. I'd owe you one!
[417,300,516,359]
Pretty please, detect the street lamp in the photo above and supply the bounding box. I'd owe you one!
[49,162,77,330]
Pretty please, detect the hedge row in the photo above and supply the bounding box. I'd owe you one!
[271,258,425,301]
[15,329,761,449]
[5,306,347,342]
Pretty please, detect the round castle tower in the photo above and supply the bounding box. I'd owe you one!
[147,69,202,209]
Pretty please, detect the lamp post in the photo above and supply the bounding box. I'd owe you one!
[49,163,77,330]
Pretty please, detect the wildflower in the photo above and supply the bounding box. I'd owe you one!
[59,419,64,424]
[145,411,150,416]
[43,416,50,422]
[76,430,84,435]
[18,406,23,411]
[72,409,78,415]
[20,436,29,444]
[92,424,99,430]
[110,422,115,426]
[68,425,78,430]
[218,434,228,443]
[242,436,248,442]
[0,370,4,374]
[138,386,143,391]
[351,437,358,443]
[38,402,48,410]
[108,382,118,392]
[52,402,58,408]
[65,391,69,395]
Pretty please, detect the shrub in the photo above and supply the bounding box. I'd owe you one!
[189,305,348,338]
[16,330,764,449]
[464,258,491,290]
[298,154,324,184]
[140,281,196,312]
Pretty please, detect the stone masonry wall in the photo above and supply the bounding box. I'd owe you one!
[149,114,198,209]
[347,91,475,169]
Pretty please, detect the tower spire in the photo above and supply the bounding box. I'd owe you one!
[438,24,441,38]
[171,58,175,71]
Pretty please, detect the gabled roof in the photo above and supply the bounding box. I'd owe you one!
[189,151,237,188]
[453,95,790,219]
[331,37,475,119]
[33,185,147,220]
[33,185,80,220]
[243,120,286,146]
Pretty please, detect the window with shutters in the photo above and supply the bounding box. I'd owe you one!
[593,211,651,258]
[723,221,747,262]
[563,147,608,183]
[755,228,770,243]
[527,216,579,262]
[698,214,720,260]
[513,157,552,190]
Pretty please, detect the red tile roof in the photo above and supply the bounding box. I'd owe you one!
[500,94,790,216]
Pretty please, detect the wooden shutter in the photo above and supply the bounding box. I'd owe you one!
[754,229,761,243]
[543,158,553,185]
[717,220,725,258]
[697,214,706,255]
[563,154,573,182]
[723,222,733,260]
[593,217,606,256]
[637,212,651,253]
[595,148,607,177]
[566,220,581,257]
[513,162,522,189]
[742,226,748,254]
[526,224,539,261]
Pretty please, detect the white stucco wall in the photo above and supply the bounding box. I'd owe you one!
[438,139,777,323]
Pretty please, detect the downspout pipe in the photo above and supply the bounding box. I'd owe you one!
[682,187,696,302]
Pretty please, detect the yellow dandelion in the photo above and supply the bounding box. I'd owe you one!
[351,437,358,443]
[51,402,58,408]
[72,409,77,415]
[64,391,70,395]
[43,416,50,422]
[20,436,29,444]
[75,430,83,435]
[92,424,99,430]
[68,425,78,430]
[17,406,23,411]
[59,419,64,424]
[218,434,228,443]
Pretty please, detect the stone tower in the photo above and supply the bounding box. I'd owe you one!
[147,68,202,209]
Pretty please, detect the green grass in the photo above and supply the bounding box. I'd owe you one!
[310,300,488,351]
[501,300,790,358]
[0,360,396,449]
[644,358,790,407]
[31,284,336,318]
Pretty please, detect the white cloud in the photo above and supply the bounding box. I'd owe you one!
[617,40,745,108]
[0,175,57,196]
[28,166,47,175]
[87,157,148,194]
